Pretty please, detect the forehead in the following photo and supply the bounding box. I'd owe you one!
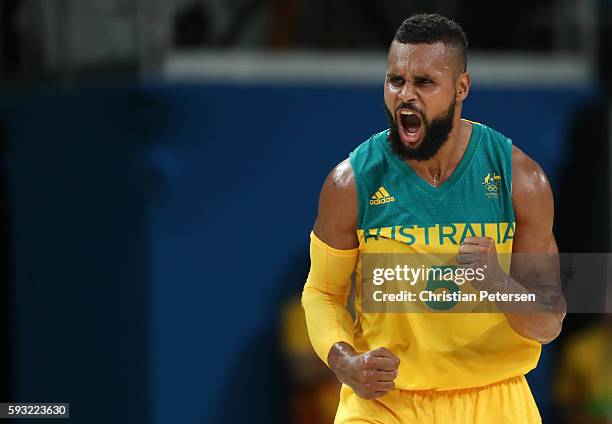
[387,41,454,76]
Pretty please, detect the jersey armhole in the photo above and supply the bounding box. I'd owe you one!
[507,137,516,224]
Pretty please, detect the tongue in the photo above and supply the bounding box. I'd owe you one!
[407,124,419,134]
[403,114,421,134]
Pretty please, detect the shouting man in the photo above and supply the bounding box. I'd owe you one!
[302,13,565,424]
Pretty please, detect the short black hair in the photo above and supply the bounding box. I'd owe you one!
[393,14,468,72]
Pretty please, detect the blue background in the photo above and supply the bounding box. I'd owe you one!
[0,81,595,423]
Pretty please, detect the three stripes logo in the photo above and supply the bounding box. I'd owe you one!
[370,186,395,205]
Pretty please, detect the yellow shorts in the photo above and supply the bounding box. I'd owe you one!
[335,376,541,423]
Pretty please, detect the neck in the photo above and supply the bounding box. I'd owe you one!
[407,115,471,185]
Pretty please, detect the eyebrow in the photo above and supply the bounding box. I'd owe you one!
[414,74,437,81]
[386,72,437,81]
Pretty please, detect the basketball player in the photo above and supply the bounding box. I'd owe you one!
[302,14,566,423]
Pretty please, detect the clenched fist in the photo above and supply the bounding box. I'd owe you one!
[328,342,400,399]
[457,236,505,288]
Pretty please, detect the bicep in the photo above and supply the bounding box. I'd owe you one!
[313,159,359,249]
[511,147,560,287]
[512,147,557,254]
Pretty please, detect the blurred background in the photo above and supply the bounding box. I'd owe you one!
[0,0,611,423]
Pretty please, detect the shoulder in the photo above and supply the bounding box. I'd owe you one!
[322,158,356,196]
[511,145,551,198]
[323,128,391,204]
[511,145,554,228]
[312,130,389,248]
[313,158,358,248]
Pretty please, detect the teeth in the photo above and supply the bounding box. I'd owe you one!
[400,111,415,115]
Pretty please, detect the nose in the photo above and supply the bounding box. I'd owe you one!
[398,81,417,103]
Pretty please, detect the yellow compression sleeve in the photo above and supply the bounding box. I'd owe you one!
[301,231,359,366]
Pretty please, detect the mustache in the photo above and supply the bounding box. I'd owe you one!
[395,103,424,117]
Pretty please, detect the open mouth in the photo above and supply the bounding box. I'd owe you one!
[398,110,424,145]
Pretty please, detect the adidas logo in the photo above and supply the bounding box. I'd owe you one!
[370,186,395,205]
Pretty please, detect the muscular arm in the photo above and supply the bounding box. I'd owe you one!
[302,159,399,399]
[506,145,566,343]
[313,159,359,249]
[302,159,359,367]
[459,146,565,343]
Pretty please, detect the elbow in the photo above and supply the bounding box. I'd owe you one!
[508,312,565,344]
[533,314,565,344]
[537,328,561,345]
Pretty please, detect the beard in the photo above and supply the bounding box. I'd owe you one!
[386,98,456,162]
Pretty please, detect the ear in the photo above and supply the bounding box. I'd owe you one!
[456,72,471,102]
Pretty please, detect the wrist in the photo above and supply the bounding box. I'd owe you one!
[482,266,509,290]
[327,342,357,372]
